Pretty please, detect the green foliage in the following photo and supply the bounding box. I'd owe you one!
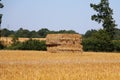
[84,29,97,38]
[82,30,114,52]
[7,39,47,51]
[20,39,47,50]
[0,28,78,38]
[0,41,4,49]
[15,28,31,38]
[29,30,40,38]
[92,29,111,41]
[82,38,95,51]
[83,38,113,52]
[0,28,14,37]
[58,30,77,34]
[112,40,120,52]
[11,35,19,43]
[90,0,116,39]
[6,41,21,50]
[114,28,120,40]
[38,28,49,38]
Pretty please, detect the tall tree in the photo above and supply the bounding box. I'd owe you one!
[90,0,116,39]
[0,0,4,38]
[0,0,4,24]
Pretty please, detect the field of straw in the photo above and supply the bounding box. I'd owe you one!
[0,50,120,80]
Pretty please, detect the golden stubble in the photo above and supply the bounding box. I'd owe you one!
[0,50,120,80]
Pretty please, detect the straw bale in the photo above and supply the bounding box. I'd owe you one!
[46,34,83,53]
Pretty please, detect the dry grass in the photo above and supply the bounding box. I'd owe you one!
[0,50,120,80]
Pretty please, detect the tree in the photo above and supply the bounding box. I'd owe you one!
[84,29,97,38]
[0,0,4,37]
[30,30,39,38]
[38,28,49,38]
[1,28,10,36]
[82,29,113,52]
[58,30,77,34]
[16,28,31,37]
[0,0,3,24]
[114,28,120,40]
[90,0,116,39]
[0,0,4,49]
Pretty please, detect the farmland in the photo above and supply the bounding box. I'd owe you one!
[0,50,120,80]
[0,37,46,46]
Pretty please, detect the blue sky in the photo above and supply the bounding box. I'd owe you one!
[1,0,120,34]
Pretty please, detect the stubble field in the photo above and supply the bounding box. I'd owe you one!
[0,50,120,80]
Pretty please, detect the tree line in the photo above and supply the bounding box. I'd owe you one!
[0,28,78,38]
[0,28,120,39]
[84,28,120,40]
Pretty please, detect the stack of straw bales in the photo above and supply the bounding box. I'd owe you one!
[46,34,83,53]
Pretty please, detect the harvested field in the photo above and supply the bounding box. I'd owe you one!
[0,50,120,80]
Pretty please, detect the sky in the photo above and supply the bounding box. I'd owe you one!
[1,0,120,34]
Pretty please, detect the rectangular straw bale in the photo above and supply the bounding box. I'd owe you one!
[46,34,83,53]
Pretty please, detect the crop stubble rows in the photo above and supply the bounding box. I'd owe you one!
[0,50,120,80]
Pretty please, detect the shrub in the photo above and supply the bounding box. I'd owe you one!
[112,40,120,52]
[20,39,47,50]
[82,38,113,52]
[0,41,5,49]
[7,39,47,51]
[6,41,22,50]
[82,30,114,52]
